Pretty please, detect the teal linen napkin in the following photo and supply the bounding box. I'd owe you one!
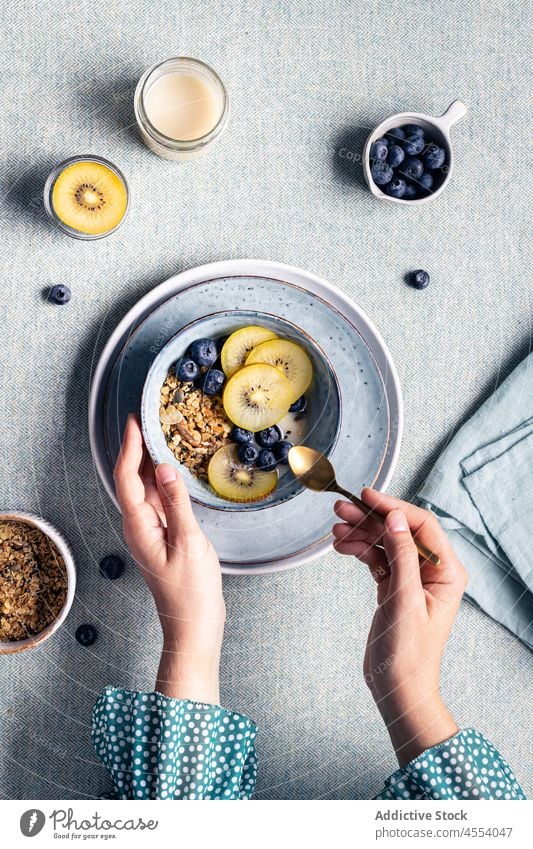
[419,354,533,650]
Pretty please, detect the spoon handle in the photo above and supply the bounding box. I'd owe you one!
[333,485,441,566]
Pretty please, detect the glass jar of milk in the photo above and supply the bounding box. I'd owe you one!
[134,57,229,160]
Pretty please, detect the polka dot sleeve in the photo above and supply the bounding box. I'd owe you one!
[92,687,257,800]
[376,729,525,800]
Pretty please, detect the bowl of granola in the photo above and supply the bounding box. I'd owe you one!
[0,513,76,654]
[141,310,341,510]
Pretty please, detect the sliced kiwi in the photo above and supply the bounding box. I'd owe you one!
[221,326,278,378]
[223,363,292,431]
[208,444,278,502]
[52,160,128,235]
[245,339,313,403]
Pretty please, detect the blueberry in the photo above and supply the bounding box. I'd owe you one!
[387,144,405,168]
[201,368,225,396]
[423,145,446,169]
[289,396,307,414]
[370,163,393,186]
[237,442,259,465]
[403,182,418,200]
[387,127,405,140]
[274,440,293,463]
[216,335,229,355]
[385,178,406,199]
[256,449,277,472]
[403,124,424,138]
[189,338,218,367]
[48,285,71,305]
[75,623,98,647]
[403,135,425,156]
[256,425,283,448]
[370,138,388,161]
[418,171,434,191]
[409,269,430,290]
[231,426,254,444]
[176,358,200,382]
[400,157,423,181]
[99,555,125,580]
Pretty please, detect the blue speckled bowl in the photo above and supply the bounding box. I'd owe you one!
[141,310,341,511]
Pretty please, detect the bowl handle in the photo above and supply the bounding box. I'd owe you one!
[438,99,468,130]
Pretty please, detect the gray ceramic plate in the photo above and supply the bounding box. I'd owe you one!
[94,263,402,573]
[140,310,341,511]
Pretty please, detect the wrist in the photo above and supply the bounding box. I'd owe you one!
[376,688,458,767]
[156,636,221,704]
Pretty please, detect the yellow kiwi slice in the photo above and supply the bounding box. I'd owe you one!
[245,339,313,403]
[52,160,128,235]
[221,326,278,378]
[223,363,292,431]
[208,444,278,502]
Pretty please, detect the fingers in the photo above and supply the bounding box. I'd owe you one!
[333,500,384,542]
[140,452,166,525]
[155,463,199,548]
[382,509,424,604]
[361,488,451,555]
[113,414,146,514]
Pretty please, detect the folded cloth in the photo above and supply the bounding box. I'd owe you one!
[419,354,533,650]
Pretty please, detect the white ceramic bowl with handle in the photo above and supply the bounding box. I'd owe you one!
[0,512,76,654]
[363,99,468,205]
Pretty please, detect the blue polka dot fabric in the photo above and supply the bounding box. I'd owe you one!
[376,729,525,800]
[92,687,257,799]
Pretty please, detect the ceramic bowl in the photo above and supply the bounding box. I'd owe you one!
[363,99,468,205]
[0,512,76,654]
[141,310,342,511]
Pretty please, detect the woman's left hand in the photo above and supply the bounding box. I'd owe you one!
[114,414,225,704]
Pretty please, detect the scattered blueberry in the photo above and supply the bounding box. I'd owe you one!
[387,127,405,140]
[387,144,405,168]
[403,134,425,156]
[409,269,430,290]
[370,138,388,161]
[237,442,259,465]
[256,425,283,448]
[419,171,434,191]
[423,144,446,169]
[231,426,254,444]
[385,177,406,199]
[176,358,200,382]
[371,162,393,186]
[256,449,277,472]
[289,396,307,414]
[48,285,71,305]
[99,555,125,580]
[274,440,293,463]
[190,338,218,367]
[400,157,424,181]
[403,182,417,200]
[404,124,424,138]
[75,623,98,647]
[201,368,225,396]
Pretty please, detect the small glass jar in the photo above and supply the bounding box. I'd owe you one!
[134,57,229,161]
[43,155,129,240]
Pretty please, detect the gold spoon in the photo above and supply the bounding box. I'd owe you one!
[288,446,440,566]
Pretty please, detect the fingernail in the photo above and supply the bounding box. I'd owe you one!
[386,509,408,533]
[156,463,177,485]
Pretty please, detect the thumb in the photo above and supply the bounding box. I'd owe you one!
[383,509,423,604]
[155,463,199,547]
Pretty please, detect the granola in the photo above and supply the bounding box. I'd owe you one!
[0,520,68,642]
[160,371,232,479]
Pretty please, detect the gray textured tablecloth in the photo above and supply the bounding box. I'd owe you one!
[1,0,531,800]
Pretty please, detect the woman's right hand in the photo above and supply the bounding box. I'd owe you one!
[333,489,469,766]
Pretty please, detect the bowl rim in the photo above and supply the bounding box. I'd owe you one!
[140,308,343,512]
[0,512,76,654]
[363,110,454,206]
